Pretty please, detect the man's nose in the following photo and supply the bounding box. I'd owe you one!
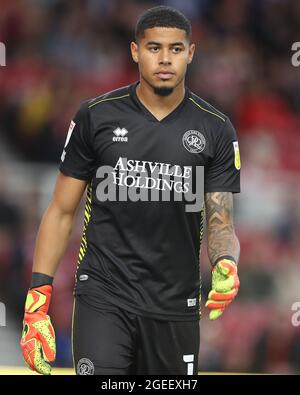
[159,48,171,65]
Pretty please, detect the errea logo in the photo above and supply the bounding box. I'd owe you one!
[113,127,128,142]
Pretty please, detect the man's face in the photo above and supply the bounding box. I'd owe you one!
[131,27,195,94]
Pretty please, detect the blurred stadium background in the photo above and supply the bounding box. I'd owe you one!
[0,0,300,375]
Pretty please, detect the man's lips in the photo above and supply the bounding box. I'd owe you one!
[155,71,175,79]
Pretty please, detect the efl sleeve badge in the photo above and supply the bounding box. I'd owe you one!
[233,141,241,170]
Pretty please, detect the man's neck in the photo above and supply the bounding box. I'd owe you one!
[136,78,186,121]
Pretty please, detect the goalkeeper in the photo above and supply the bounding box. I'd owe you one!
[20,5,241,376]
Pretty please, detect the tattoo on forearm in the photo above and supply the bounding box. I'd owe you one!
[205,192,240,265]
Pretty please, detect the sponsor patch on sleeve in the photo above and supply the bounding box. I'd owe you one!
[61,120,76,162]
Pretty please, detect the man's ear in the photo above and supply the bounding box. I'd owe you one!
[188,43,195,64]
[130,41,139,63]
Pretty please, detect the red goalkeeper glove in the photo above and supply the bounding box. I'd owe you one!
[20,285,56,374]
[205,258,240,320]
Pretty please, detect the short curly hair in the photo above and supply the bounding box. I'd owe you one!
[135,5,192,42]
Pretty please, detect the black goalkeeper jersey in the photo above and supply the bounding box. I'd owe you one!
[59,81,241,321]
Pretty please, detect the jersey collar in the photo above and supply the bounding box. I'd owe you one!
[129,81,190,124]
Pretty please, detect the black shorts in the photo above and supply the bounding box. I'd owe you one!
[72,294,200,375]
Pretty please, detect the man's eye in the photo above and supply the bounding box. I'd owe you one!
[149,47,159,52]
[172,47,182,53]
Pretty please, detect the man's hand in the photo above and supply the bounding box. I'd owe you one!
[205,259,240,320]
[20,285,56,374]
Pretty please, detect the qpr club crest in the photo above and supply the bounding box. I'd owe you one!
[77,358,95,375]
[182,130,206,154]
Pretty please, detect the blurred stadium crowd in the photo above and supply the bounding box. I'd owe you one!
[0,0,300,373]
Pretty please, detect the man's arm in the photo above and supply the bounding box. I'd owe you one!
[205,192,240,266]
[32,172,88,277]
[204,192,240,320]
[20,172,88,374]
